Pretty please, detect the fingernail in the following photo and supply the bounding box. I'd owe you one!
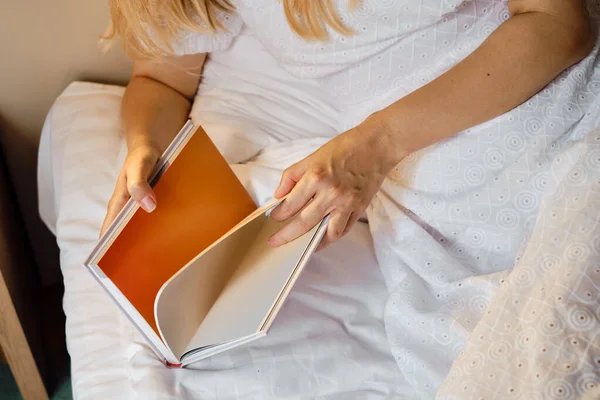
[268,237,278,247]
[140,196,156,213]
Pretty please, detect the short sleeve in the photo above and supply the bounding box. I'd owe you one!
[170,8,244,55]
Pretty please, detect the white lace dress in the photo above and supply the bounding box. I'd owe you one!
[170,1,600,398]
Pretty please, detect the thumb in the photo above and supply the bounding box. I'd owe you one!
[274,161,306,199]
[126,153,158,213]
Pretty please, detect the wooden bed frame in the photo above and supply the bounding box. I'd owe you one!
[0,138,48,399]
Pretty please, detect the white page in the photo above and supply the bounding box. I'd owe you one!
[181,332,265,366]
[183,216,320,355]
[154,216,263,359]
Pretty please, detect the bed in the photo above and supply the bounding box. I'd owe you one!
[38,24,600,400]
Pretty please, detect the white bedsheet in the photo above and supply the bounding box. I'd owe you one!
[38,31,409,399]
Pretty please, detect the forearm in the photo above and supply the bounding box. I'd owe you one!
[376,6,594,161]
[121,76,192,154]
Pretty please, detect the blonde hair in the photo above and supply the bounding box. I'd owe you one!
[104,0,355,59]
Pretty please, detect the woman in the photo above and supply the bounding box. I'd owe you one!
[100,0,599,397]
[100,0,592,245]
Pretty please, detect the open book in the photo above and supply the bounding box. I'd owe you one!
[85,120,328,368]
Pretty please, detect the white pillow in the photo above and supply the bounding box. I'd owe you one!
[37,81,127,235]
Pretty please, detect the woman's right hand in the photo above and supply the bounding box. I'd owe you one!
[100,143,161,237]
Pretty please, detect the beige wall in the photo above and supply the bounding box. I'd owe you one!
[0,0,132,284]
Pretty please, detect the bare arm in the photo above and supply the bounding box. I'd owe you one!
[375,0,594,160]
[122,54,206,153]
[270,0,595,248]
[100,53,206,235]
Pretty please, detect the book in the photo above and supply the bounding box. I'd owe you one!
[84,120,329,368]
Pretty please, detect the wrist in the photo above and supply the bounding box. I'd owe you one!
[126,131,160,154]
[362,110,409,170]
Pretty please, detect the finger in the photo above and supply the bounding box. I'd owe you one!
[317,210,351,251]
[270,175,316,222]
[343,211,361,235]
[100,173,129,237]
[269,195,329,246]
[126,155,157,213]
[274,161,306,199]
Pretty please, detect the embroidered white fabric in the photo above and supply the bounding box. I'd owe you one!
[176,1,600,398]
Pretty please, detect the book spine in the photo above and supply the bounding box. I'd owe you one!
[166,361,183,368]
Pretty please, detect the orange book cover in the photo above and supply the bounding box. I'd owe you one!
[96,123,257,335]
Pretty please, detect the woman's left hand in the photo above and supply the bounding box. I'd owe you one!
[269,114,404,249]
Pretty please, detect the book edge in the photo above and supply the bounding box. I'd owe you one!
[259,215,330,333]
[86,263,180,365]
[180,332,266,367]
